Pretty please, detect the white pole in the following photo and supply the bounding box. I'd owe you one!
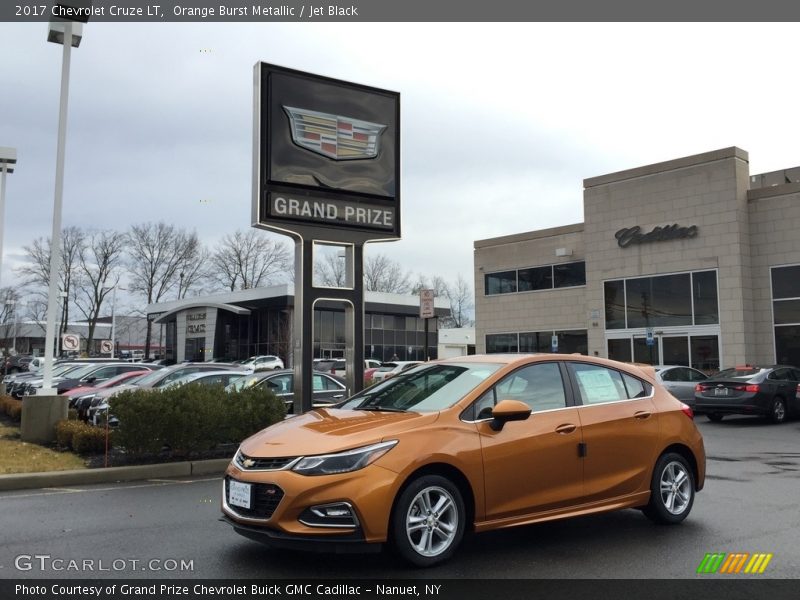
[0,165,6,289]
[110,286,117,358]
[41,22,73,395]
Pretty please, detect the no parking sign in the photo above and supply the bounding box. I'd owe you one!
[62,333,80,352]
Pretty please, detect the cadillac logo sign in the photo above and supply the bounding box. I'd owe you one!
[284,106,386,161]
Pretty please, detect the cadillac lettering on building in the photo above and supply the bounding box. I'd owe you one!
[269,194,394,231]
[615,224,699,248]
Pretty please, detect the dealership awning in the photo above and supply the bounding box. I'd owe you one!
[151,302,251,324]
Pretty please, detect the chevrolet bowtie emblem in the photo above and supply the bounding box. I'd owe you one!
[283,106,386,161]
[242,458,256,468]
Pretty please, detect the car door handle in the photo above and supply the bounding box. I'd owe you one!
[332,394,344,399]
[634,411,652,420]
[555,423,577,434]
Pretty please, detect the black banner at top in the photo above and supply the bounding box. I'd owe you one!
[3,0,800,22]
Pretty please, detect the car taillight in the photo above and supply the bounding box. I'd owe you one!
[744,384,760,393]
[695,384,707,392]
[680,402,694,419]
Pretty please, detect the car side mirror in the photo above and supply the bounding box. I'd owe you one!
[85,376,97,384]
[490,399,532,431]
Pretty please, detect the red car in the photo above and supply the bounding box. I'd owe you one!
[66,370,153,419]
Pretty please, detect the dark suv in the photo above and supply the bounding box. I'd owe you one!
[694,365,800,423]
[4,355,32,374]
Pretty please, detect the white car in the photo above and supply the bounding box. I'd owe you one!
[370,361,423,383]
[331,358,382,377]
[241,355,285,371]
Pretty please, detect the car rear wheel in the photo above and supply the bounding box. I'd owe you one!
[770,398,787,424]
[706,413,724,422]
[391,475,465,567]
[644,453,695,525]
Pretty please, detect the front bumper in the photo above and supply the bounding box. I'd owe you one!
[220,514,379,553]
[221,460,400,546]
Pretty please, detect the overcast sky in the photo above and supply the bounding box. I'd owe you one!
[2,22,800,309]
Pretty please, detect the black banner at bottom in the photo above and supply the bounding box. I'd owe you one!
[2,579,797,600]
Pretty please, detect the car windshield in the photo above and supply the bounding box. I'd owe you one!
[341,363,501,412]
[715,367,764,380]
[225,373,269,392]
[130,368,170,387]
[377,363,398,372]
[53,364,85,377]
[64,364,107,379]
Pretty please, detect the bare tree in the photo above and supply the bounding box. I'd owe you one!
[177,246,209,299]
[0,287,21,324]
[364,253,411,294]
[126,222,202,356]
[411,274,450,297]
[314,251,348,287]
[208,230,291,291]
[15,226,85,338]
[443,274,474,328]
[74,230,126,351]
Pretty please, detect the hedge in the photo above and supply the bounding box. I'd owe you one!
[0,396,22,422]
[55,419,112,454]
[110,383,286,457]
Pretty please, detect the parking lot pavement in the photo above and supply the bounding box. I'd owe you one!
[0,417,798,579]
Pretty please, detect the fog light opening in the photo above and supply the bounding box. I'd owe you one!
[299,502,359,528]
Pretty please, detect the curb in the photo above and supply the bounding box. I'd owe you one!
[0,458,232,492]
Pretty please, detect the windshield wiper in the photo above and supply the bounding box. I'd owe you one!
[357,405,408,413]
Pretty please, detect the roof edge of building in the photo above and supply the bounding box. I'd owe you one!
[747,181,800,202]
[474,222,584,249]
[583,146,749,189]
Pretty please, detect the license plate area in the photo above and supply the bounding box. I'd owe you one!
[714,387,729,397]
[228,480,252,509]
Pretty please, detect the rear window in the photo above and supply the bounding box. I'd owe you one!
[715,367,764,379]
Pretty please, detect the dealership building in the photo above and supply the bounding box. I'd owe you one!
[147,284,448,365]
[474,147,800,371]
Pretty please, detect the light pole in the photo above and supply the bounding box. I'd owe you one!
[110,285,126,358]
[0,147,16,289]
[40,16,85,394]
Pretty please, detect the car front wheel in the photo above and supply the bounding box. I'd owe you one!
[644,453,695,525]
[391,475,465,567]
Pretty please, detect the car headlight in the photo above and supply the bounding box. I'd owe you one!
[292,440,398,476]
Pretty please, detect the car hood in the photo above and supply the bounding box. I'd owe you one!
[240,408,439,457]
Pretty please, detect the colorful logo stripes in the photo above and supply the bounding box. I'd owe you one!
[697,552,773,574]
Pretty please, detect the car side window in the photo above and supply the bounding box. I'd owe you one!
[268,374,292,394]
[472,389,497,420]
[622,373,650,398]
[687,368,707,382]
[493,363,567,412]
[768,369,787,381]
[570,363,628,405]
[313,374,327,391]
[660,369,678,382]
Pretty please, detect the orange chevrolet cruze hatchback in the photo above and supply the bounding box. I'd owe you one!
[221,354,705,566]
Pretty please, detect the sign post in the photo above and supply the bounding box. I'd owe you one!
[420,289,434,361]
[253,63,400,414]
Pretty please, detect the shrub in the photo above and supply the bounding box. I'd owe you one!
[1,396,22,421]
[73,427,111,455]
[110,382,286,457]
[68,408,78,421]
[55,419,85,449]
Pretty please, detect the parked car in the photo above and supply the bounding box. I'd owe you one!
[222,354,705,566]
[24,362,161,396]
[241,355,285,371]
[694,365,800,423]
[654,365,708,405]
[68,370,153,419]
[225,369,347,412]
[3,355,32,374]
[370,361,423,383]
[330,359,382,378]
[7,362,92,398]
[161,370,246,390]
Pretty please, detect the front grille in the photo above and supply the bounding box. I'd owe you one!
[235,452,297,471]
[225,477,284,520]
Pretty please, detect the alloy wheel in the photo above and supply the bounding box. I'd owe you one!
[405,485,459,557]
[659,461,692,515]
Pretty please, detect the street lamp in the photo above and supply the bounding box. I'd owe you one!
[0,147,16,290]
[40,11,87,395]
[110,285,126,359]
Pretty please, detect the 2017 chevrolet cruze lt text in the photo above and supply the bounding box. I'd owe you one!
[221,354,705,566]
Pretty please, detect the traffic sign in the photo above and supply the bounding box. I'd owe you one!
[100,340,113,354]
[62,333,80,352]
[551,335,559,353]
[420,289,435,319]
[646,328,655,347]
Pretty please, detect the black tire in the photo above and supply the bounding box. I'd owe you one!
[643,453,695,525]
[390,474,465,567]
[706,413,724,422]
[769,397,787,424]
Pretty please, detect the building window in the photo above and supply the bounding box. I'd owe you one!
[488,330,587,355]
[486,333,518,353]
[518,266,552,292]
[485,271,517,295]
[772,265,800,366]
[485,262,585,296]
[604,270,718,330]
[554,261,586,288]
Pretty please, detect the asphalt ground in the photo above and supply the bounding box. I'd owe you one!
[0,416,798,580]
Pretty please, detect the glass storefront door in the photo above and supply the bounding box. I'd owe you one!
[606,329,720,373]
